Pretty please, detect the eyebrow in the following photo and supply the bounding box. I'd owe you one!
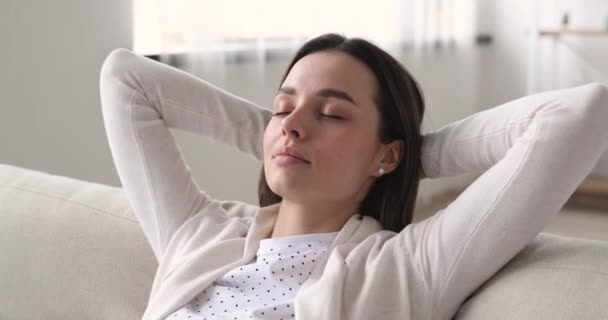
[277,86,358,106]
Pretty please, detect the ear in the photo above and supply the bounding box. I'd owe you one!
[376,139,404,175]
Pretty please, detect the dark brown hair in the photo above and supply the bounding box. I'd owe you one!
[257,33,425,233]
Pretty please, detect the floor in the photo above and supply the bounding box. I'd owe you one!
[412,187,608,242]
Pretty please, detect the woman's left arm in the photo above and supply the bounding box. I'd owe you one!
[405,83,608,319]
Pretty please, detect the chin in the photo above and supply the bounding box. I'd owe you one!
[267,181,311,202]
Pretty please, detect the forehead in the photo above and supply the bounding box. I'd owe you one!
[283,51,377,103]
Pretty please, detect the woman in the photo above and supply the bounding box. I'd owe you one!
[99,33,608,320]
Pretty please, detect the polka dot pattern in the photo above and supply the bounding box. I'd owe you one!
[165,231,339,319]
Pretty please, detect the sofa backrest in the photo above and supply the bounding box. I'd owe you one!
[0,163,157,320]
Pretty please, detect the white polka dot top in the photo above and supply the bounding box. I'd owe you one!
[165,231,339,319]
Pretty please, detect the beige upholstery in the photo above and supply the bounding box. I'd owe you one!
[454,233,608,319]
[1,163,607,319]
[0,163,156,320]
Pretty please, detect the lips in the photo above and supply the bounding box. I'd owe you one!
[272,146,310,163]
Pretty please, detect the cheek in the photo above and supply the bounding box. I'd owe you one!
[262,131,271,165]
[263,122,280,162]
[343,131,378,173]
[262,126,270,153]
[319,133,372,172]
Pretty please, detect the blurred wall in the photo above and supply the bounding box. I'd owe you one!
[0,0,132,185]
[484,0,608,176]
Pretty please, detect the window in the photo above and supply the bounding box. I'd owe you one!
[134,0,475,56]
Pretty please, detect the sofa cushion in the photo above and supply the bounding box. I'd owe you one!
[454,232,608,319]
[0,163,157,320]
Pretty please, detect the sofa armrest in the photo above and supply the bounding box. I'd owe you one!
[0,163,157,319]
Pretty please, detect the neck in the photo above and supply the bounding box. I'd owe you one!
[270,199,359,238]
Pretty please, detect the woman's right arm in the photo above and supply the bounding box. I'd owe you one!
[409,83,608,319]
[99,49,272,261]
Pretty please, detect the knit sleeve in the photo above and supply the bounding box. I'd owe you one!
[408,83,608,319]
[99,48,271,261]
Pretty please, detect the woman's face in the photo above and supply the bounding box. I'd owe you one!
[263,50,386,204]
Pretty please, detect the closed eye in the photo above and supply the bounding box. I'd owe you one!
[272,112,344,120]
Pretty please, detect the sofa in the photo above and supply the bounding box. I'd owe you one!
[1,162,607,320]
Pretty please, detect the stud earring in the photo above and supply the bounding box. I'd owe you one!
[378,168,385,176]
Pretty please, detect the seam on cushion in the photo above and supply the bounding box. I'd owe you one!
[131,90,166,254]
[430,115,541,312]
[504,264,608,276]
[0,184,138,223]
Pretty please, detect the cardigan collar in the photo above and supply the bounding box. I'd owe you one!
[242,202,384,262]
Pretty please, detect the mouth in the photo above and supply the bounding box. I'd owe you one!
[273,154,310,166]
[272,146,310,163]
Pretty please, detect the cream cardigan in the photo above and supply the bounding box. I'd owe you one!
[99,48,608,320]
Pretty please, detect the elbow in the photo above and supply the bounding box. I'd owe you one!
[99,48,138,91]
[569,82,608,144]
[580,82,608,119]
[585,82,608,98]
[559,82,608,122]
[99,48,142,111]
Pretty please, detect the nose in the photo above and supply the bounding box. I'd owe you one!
[280,108,308,140]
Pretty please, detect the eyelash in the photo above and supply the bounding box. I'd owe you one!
[272,112,344,120]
